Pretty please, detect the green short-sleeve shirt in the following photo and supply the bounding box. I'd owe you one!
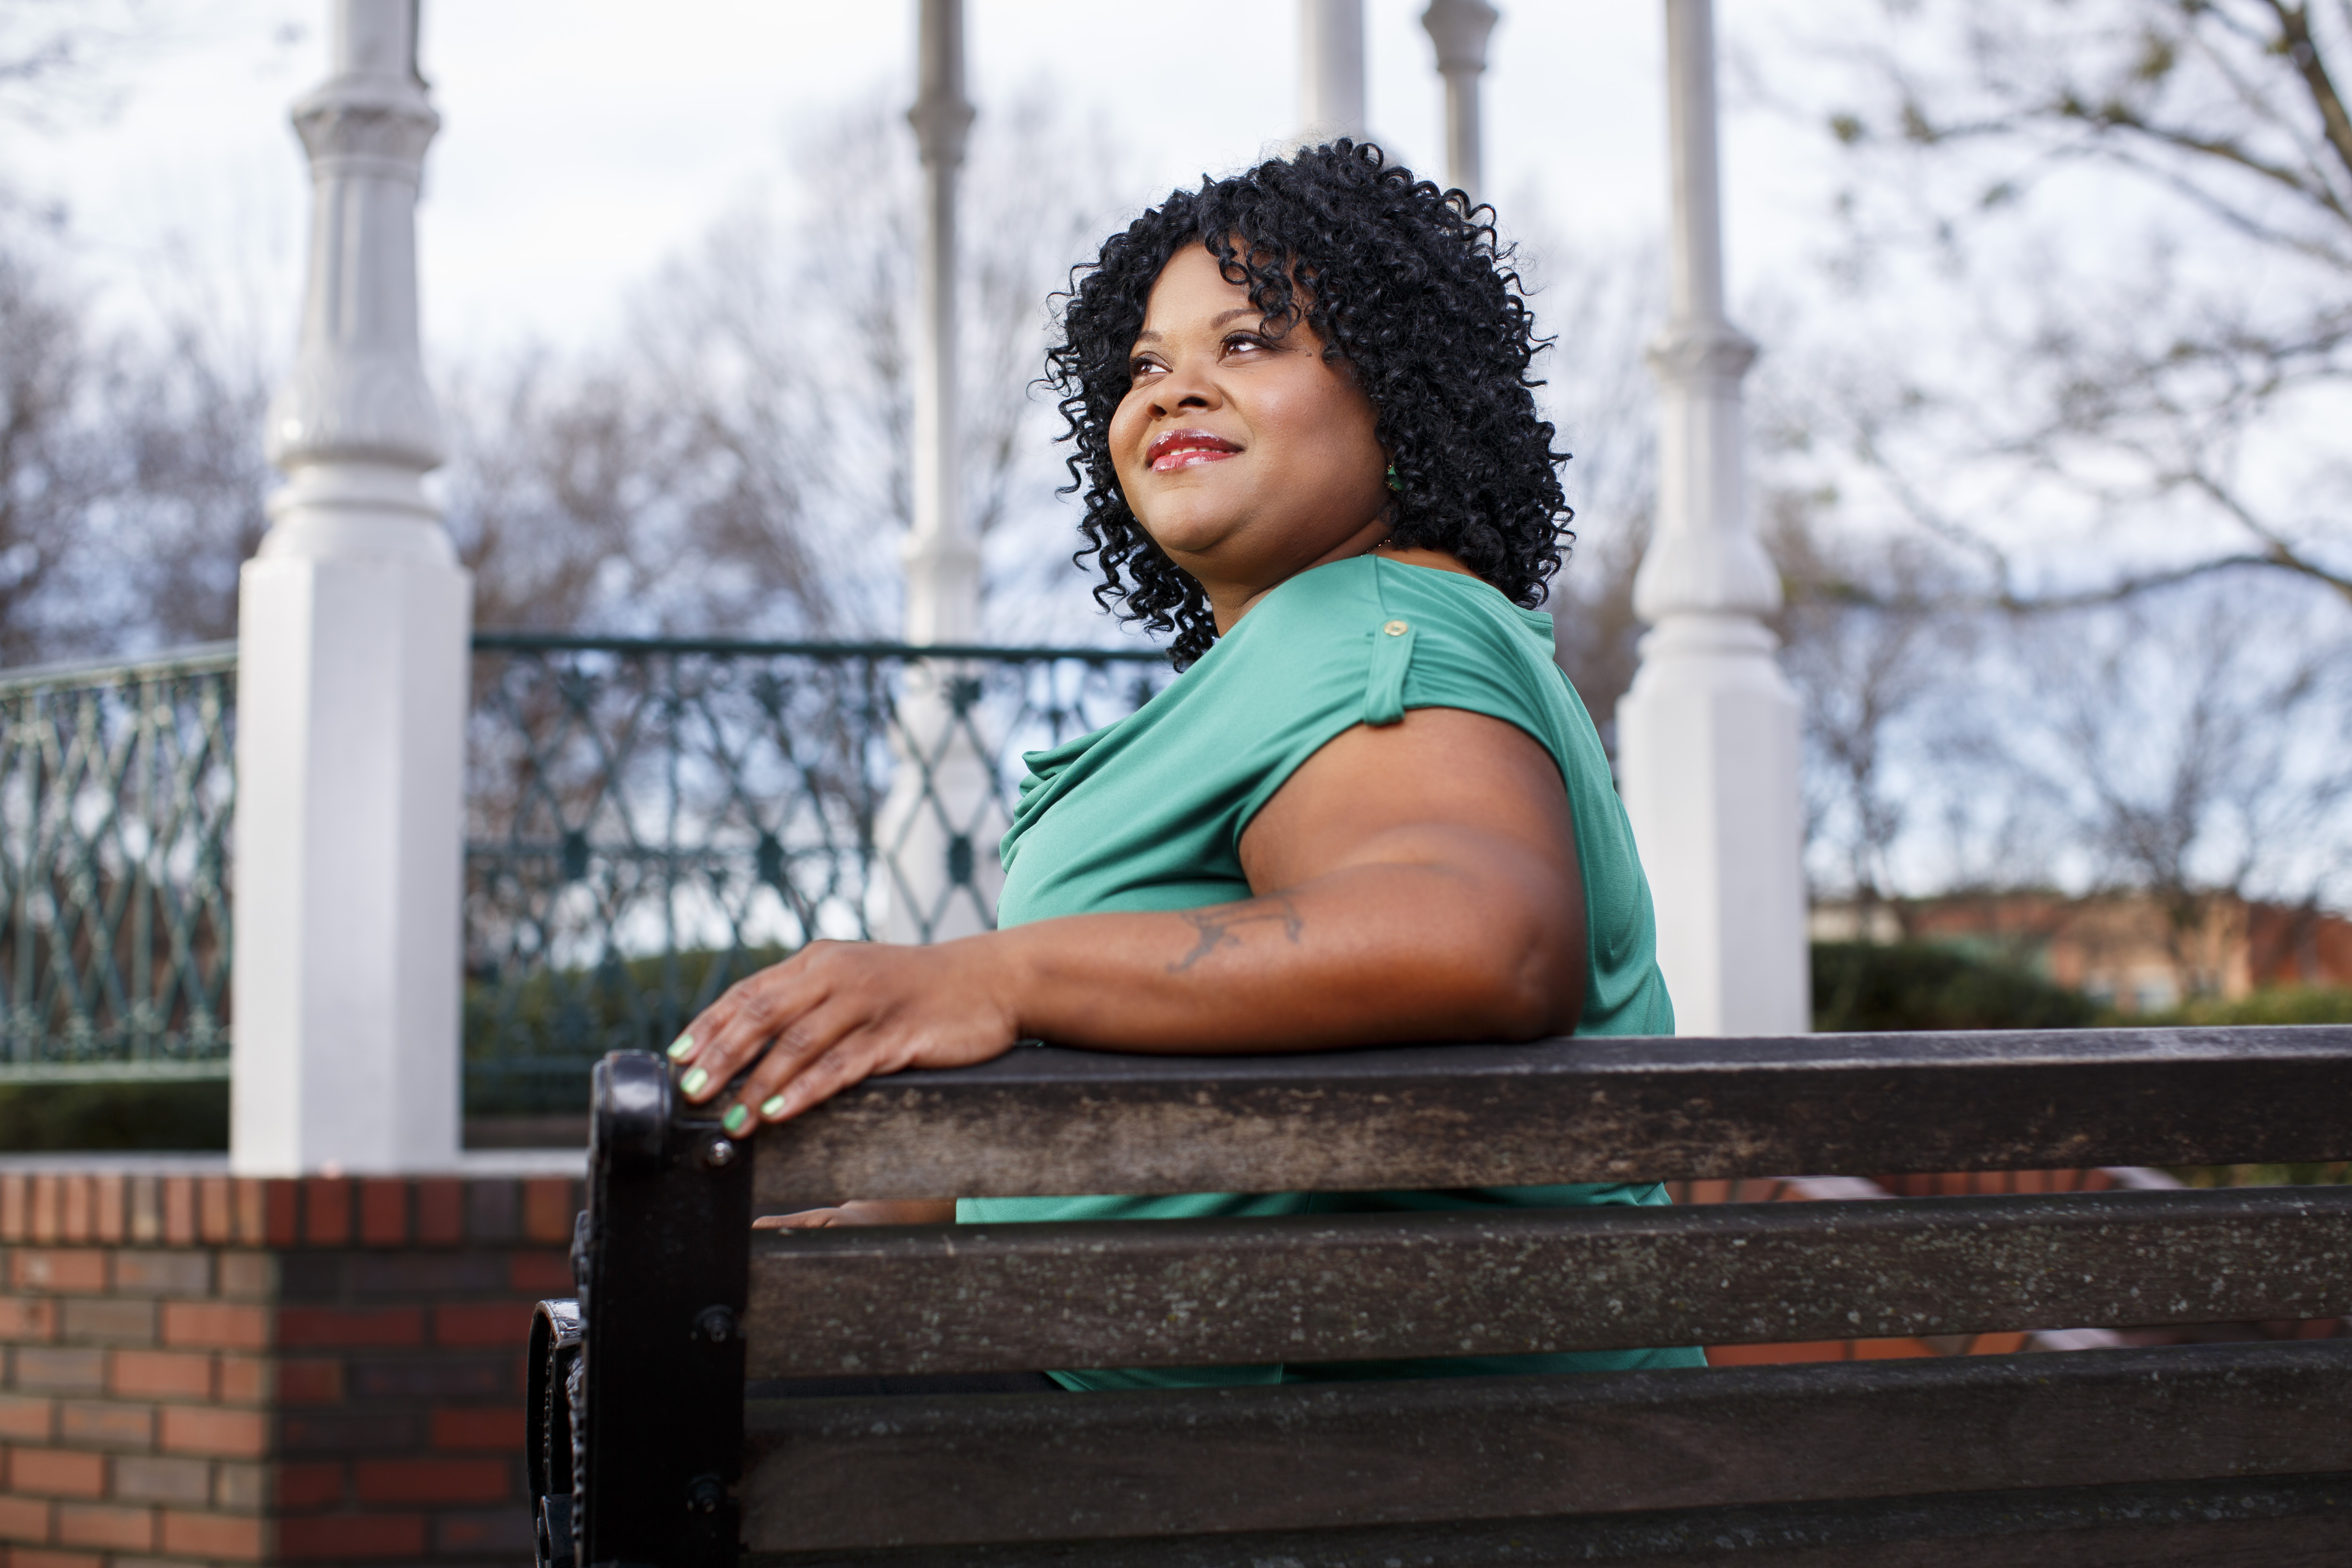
[960,555,1704,1389]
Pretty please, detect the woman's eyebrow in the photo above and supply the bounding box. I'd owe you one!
[1131,308,1264,348]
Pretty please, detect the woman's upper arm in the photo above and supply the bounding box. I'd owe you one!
[1238,706,1588,1029]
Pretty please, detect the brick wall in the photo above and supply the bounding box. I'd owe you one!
[0,1169,580,1568]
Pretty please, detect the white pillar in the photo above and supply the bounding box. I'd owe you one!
[232,0,472,1173]
[1614,0,1808,1038]
[1299,0,1368,145]
[1421,0,1498,197]
[879,0,1000,943]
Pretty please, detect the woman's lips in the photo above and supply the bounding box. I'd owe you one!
[1147,430,1241,472]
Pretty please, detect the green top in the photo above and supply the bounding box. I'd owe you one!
[960,554,1704,1389]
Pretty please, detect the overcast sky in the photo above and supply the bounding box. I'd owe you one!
[20,0,1833,359]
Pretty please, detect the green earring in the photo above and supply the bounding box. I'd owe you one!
[1385,463,1402,493]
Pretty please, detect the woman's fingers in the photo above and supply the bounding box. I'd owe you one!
[723,998,867,1134]
[672,950,832,1104]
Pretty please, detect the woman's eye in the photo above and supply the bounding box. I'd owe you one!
[1128,357,1163,381]
[1223,333,1267,356]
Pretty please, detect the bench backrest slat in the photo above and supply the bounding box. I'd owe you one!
[750,1028,2352,1208]
[744,1185,2352,1377]
[738,1341,2352,1555]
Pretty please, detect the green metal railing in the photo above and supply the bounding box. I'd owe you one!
[463,635,1167,1113]
[0,645,237,1082]
[0,636,1168,1106]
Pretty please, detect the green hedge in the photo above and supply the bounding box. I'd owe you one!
[1811,940,2097,1033]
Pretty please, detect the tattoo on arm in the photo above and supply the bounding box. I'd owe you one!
[1167,896,1305,973]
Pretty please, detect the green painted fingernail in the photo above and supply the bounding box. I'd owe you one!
[760,1095,787,1120]
[722,1104,749,1135]
[666,1034,695,1061]
[679,1066,709,1097]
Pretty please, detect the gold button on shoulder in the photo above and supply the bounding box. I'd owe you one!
[1382,619,1409,637]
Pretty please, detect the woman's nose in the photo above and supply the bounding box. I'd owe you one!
[1149,357,1219,418]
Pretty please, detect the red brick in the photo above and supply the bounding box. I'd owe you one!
[160,1301,269,1352]
[7,1450,105,1498]
[109,1454,209,1506]
[159,1405,267,1459]
[125,1177,159,1245]
[195,1179,230,1245]
[432,1301,530,1348]
[54,1501,152,1551]
[233,1179,267,1245]
[216,1354,270,1404]
[0,1394,54,1441]
[304,1180,352,1247]
[58,1181,90,1246]
[521,1180,574,1244]
[431,1406,523,1451]
[109,1350,212,1401]
[274,1461,346,1511]
[1,1174,26,1241]
[0,1298,58,1341]
[1852,1336,1939,1360]
[436,1507,537,1553]
[359,1181,408,1247]
[11,1549,104,1568]
[0,1493,52,1543]
[11,1254,105,1295]
[160,1508,264,1560]
[161,1180,195,1247]
[507,1252,573,1294]
[274,1511,426,1559]
[56,1401,152,1450]
[354,1457,510,1505]
[275,1307,421,1350]
[274,1359,343,1405]
[414,1180,464,1246]
[58,1297,154,1346]
[109,1252,209,1296]
[29,1178,57,1244]
[91,1178,123,1247]
[264,1181,300,1248]
[1704,1341,1852,1366]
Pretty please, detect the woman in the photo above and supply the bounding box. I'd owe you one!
[668,141,1701,1388]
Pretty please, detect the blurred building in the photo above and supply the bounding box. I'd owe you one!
[1810,893,2352,1013]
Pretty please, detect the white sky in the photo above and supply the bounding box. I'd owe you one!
[17,0,1829,360]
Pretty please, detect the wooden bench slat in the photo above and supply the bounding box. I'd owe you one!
[737,1342,2352,1553]
[748,1028,2352,1207]
[741,1472,2352,1568]
[744,1185,2352,1377]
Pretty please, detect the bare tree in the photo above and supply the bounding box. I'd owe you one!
[1789,0,2352,612]
[2000,579,2352,989]
[0,245,125,663]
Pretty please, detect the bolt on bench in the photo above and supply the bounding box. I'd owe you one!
[529,1026,2352,1566]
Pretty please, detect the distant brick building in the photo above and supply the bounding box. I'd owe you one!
[1810,893,2352,1013]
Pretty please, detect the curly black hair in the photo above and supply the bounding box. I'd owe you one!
[1044,140,1570,668]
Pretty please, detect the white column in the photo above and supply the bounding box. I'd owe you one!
[1299,0,1368,145]
[232,0,472,1173]
[879,0,1000,943]
[1421,0,1498,197]
[1614,0,1808,1037]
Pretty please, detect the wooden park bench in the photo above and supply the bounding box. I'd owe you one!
[527,1026,2352,1566]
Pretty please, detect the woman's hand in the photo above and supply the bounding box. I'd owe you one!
[668,939,1022,1137]
[753,1199,958,1230]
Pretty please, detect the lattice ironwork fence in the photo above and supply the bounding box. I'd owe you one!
[0,637,1167,1104]
[464,636,1167,1113]
[0,646,237,1082]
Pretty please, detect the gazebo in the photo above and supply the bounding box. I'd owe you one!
[236,0,1803,1174]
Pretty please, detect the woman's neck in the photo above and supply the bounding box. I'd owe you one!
[1209,535,1483,637]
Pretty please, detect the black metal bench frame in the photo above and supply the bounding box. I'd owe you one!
[529,1027,2352,1566]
